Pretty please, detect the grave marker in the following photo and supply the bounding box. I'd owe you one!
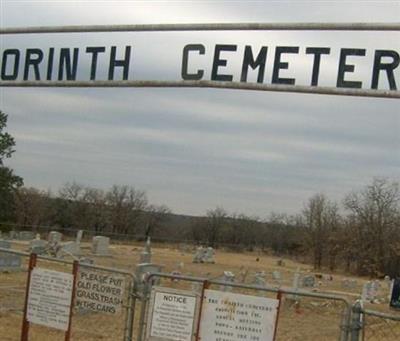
[48,231,62,243]
[19,231,35,241]
[92,236,110,256]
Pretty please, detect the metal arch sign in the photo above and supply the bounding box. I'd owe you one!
[1,22,400,99]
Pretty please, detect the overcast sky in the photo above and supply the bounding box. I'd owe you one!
[0,0,399,218]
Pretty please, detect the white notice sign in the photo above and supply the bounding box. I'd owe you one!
[75,269,125,314]
[27,267,73,331]
[199,289,279,341]
[148,287,198,341]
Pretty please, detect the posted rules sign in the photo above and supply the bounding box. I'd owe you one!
[26,267,73,331]
[147,287,198,341]
[199,289,279,341]
[75,269,125,314]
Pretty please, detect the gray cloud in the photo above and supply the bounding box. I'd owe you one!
[1,1,399,217]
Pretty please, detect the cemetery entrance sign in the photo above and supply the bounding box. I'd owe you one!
[1,23,400,98]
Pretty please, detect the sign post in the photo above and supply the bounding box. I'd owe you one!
[21,253,37,341]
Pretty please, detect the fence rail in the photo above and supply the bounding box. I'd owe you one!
[1,22,400,34]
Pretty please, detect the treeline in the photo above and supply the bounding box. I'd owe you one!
[2,178,400,278]
[187,177,400,278]
[7,183,171,239]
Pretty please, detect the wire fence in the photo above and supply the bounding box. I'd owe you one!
[361,309,400,341]
[0,248,137,341]
[2,247,400,341]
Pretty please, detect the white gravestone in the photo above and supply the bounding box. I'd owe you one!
[272,271,282,282]
[203,247,215,263]
[92,236,110,256]
[59,230,83,257]
[140,238,152,264]
[0,240,11,249]
[192,246,205,263]
[19,231,35,241]
[254,271,267,286]
[48,231,62,244]
[136,263,164,293]
[29,239,48,254]
[362,281,378,302]
[0,243,22,271]
[302,275,316,288]
[220,271,235,292]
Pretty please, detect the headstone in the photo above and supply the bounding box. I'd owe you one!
[342,278,357,289]
[139,237,152,264]
[18,231,35,241]
[253,271,267,286]
[60,241,81,257]
[219,271,235,292]
[0,240,11,249]
[272,271,282,281]
[362,281,378,302]
[48,231,62,244]
[29,240,48,255]
[135,263,163,293]
[0,251,22,271]
[239,266,249,283]
[289,269,301,300]
[92,236,110,256]
[192,246,205,263]
[302,275,316,288]
[9,230,18,239]
[384,275,391,289]
[203,247,215,263]
[76,230,83,244]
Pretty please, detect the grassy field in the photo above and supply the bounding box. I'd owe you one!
[1,239,399,340]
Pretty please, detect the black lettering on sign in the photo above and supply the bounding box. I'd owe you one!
[371,50,399,90]
[272,46,299,85]
[240,46,268,83]
[182,44,205,80]
[24,48,44,80]
[86,46,106,80]
[337,48,366,88]
[108,46,131,81]
[46,48,55,80]
[58,48,79,80]
[211,44,237,81]
[1,49,20,80]
[306,47,331,86]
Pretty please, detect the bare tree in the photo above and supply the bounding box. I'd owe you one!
[302,193,340,270]
[143,204,171,239]
[204,207,228,247]
[13,187,50,228]
[106,185,148,235]
[344,178,400,276]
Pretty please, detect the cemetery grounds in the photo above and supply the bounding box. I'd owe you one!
[1,239,400,340]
